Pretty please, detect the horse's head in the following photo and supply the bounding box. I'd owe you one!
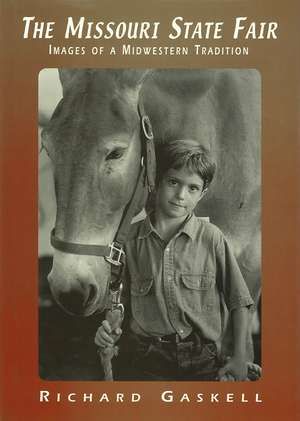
[42,69,149,316]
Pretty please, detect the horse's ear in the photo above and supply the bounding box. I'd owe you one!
[58,69,78,96]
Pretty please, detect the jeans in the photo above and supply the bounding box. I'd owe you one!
[114,331,222,381]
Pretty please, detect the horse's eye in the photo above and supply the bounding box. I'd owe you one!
[106,148,125,160]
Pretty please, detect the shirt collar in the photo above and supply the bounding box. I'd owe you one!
[137,214,156,239]
[137,212,198,241]
[179,213,198,240]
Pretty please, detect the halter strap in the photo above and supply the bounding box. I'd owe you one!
[50,101,156,290]
[50,230,110,256]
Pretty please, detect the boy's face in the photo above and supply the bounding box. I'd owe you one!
[155,167,206,220]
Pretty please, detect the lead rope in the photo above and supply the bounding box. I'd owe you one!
[98,284,124,381]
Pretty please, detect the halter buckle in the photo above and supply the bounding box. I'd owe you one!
[105,242,125,266]
[141,115,154,140]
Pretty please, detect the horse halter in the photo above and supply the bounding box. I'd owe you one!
[50,102,156,291]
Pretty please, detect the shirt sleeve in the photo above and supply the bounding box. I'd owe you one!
[215,232,254,311]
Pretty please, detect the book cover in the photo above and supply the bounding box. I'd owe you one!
[1,0,299,420]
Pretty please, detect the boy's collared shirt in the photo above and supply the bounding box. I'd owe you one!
[125,214,253,345]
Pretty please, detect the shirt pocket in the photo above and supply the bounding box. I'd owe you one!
[180,273,216,313]
[181,273,214,290]
[131,277,154,296]
[130,277,156,320]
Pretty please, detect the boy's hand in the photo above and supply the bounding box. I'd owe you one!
[247,362,262,380]
[218,356,248,381]
[94,319,122,349]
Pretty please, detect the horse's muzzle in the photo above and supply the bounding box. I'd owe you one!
[47,259,109,316]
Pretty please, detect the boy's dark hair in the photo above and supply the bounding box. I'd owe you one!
[156,139,216,191]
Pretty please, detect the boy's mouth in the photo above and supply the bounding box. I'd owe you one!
[169,201,186,209]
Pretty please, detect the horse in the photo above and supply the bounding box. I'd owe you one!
[42,69,261,339]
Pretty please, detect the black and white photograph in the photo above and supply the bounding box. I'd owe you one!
[38,68,261,382]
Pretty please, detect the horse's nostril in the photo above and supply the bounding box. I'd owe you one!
[57,290,87,316]
[85,283,97,306]
[46,264,104,315]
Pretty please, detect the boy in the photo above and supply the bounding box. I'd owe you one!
[95,139,253,381]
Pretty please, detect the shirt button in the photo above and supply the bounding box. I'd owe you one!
[179,329,184,334]
[166,248,170,252]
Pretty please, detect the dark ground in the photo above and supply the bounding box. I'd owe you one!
[39,304,105,380]
[39,256,261,381]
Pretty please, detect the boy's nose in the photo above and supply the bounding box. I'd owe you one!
[176,187,186,200]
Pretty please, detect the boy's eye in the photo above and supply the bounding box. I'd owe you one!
[167,178,178,186]
[189,185,200,192]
